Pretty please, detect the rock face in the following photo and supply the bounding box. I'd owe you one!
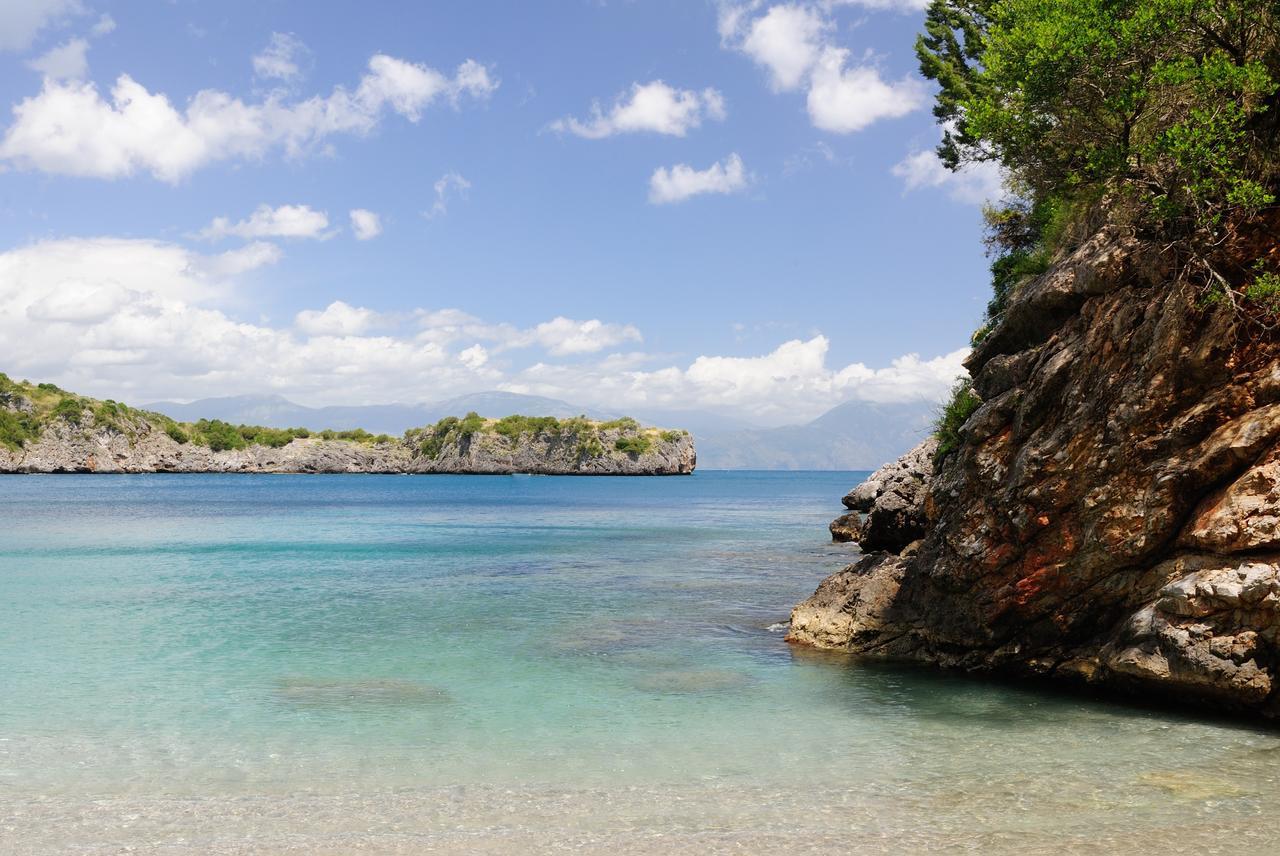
[790,227,1280,718]
[0,407,696,476]
[834,438,936,550]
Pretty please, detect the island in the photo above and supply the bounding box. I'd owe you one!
[0,374,695,475]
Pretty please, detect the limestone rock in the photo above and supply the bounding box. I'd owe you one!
[836,438,936,552]
[0,410,695,476]
[792,227,1280,718]
[829,512,864,543]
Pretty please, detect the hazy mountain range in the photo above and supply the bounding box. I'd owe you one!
[140,391,938,471]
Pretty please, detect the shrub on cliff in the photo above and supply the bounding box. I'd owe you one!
[0,410,39,450]
[921,0,1280,322]
[934,379,981,462]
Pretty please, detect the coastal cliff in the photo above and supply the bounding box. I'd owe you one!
[0,377,694,475]
[789,228,1280,716]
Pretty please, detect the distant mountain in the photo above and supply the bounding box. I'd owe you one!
[689,399,938,471]
[139,391,938,471]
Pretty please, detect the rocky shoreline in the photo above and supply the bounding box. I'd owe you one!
[789,228,1280,719]
[0,386,695,476]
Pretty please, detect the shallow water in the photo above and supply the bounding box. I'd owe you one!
[1,472,1277,854]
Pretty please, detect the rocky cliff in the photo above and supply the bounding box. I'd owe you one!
[0,381,694,476]
[790,227,1280,718]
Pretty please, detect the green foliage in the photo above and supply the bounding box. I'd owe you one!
[659,430,685,443]
[934,379,982,462]
[614,435,652,455]
[920,0,1280,317]
[194,419,248,452]
[165,422,189,444]
[1245,267,1280,315]
[53,396,85,425]
[576,434,605,459]
[0,409,40,450]
[598,417,639,431]
[493,415,562,439]
[458,411,484,437]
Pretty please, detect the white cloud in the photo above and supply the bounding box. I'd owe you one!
[295,300,381,336]
[193,241,283,278]
[527,317,643,356]
[649,153,748,204]
[736,4,828,92]
[550,81,727,139]
[198,204,330,241]
[506,336,968,425]
[349,208,382,240]
[253,32,308,82]
[427,172,470,218]
[892,148,1004,205]
[806,47,924,133]
[826,0,929,10]
[720,2,924,133]
[27,36,88,80]
[0,54,498,182]
[459,344,488,370]
[0,238,965,421]
[0,0,82,52]
[90,13,114,36]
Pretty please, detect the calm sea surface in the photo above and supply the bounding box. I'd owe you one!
[2,472,1279,854]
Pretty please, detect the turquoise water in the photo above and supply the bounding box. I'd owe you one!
[3,472,1280,854]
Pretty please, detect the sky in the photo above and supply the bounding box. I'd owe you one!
[0,0,1001,427]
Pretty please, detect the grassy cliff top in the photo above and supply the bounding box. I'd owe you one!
[0,373,685,456]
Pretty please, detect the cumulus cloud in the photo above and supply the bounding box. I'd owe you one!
[27,37,89,80]
[550,81,727,139]
[0,54,498,181]
[806,47,924,132]
[526,317,643,356]
[295,300,381,336]
[735,4,828,92]
[506,336,968,424]
[720,2,923,134]
[349,208,382,240]
[198,204,331,241]
[90,13,114,36]
[649,153,748,204]
[0,0,82,52]
[0,238,965,421]
[253,32,308,82]
[892,148,1004,205]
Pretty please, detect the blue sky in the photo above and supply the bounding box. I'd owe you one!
[0,0,1000,426]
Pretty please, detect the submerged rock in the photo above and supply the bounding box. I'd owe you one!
[791,228,1280,719]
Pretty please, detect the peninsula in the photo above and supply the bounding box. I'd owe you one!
[0,375,695,475]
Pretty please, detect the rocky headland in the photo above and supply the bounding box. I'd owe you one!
[0,376,694,475]
[790,228,1280,718]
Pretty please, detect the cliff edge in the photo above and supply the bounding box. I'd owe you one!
[790,228,1280,717]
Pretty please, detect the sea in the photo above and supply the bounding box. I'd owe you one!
[2,472,1279,854]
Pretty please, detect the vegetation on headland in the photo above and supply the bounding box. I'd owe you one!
[0,373,396,452]
[406,411,685,461]
[919,0,1280,338]
[0,372,688,460]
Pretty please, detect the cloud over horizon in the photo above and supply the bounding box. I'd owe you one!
[0,237,965,424]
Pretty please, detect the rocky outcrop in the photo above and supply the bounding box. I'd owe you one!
[831,438,935,550]
[790,227,1280,718]
[0,403,695,476]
